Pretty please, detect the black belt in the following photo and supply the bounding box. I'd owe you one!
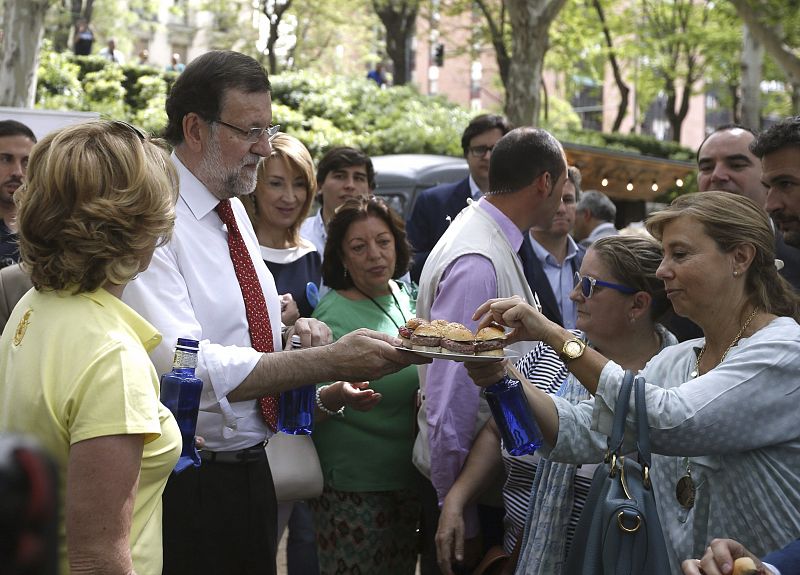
[199,442,267,465]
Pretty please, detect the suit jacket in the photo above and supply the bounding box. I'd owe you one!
[406,177,472,283]
[0,263,33,335]
[763,537,800,575]
[776,231,800,291]
[518,234,584,327]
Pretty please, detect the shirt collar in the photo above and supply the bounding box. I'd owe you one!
[529,231,579,266]
[172,152,223,221]
[475,197,524,252]
[80,288,162,352]
[468,175,483,199]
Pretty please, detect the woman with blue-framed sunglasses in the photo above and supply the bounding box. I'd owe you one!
[574,271,638,299]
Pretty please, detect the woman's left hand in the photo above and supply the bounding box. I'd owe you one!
[280,293,300,325]
[340,381,382,411]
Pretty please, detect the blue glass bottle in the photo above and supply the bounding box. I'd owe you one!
[484,374,543,456]
[278,335,314,434]
[160,338,203,473]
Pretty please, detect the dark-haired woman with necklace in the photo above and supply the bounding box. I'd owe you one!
[310,196,420,574]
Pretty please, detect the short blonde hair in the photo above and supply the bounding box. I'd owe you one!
[16,120,178,293]
[646,191,800,320]
[246,133,317,246]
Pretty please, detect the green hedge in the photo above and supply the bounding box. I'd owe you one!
[35,44,693,164]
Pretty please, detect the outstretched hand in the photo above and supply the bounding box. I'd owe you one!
[681,539,771,575]
[340,381,382,411]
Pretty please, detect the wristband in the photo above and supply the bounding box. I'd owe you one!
[316,385,345,417]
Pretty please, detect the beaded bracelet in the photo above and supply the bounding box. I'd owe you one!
[316,384,345,417]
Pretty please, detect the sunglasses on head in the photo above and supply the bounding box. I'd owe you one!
[574,272,637,298]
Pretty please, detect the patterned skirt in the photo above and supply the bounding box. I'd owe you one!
[309,485,421,575]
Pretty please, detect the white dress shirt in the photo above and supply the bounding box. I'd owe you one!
[124,153,282,451]
[300,211,326,257]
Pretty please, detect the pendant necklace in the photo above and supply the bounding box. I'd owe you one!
[679,307,758,509]
[352,284,407,330]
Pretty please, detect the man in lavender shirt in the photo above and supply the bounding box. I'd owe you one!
[414,127,568,572]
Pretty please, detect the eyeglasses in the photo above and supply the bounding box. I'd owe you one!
[468,145,494,158]
[213,119,280,143]
[574,272,637,298]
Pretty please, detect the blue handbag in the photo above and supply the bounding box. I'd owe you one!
[563,371,671,575]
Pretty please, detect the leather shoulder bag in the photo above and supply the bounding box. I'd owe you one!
[563,371,671,575]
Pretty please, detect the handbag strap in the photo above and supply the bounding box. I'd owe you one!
[606,370,636,456]
[633,375,653,487]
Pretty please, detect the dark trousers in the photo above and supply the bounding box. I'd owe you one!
[161,450,278,575]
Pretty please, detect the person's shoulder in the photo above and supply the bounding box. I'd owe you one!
[416,177,469,202]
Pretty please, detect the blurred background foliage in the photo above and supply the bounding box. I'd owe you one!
[35,41,693,162]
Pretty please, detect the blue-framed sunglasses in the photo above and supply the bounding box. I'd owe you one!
[574,272,637,298]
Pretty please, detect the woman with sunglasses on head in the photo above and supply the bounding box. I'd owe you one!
[436,234,676,575]
[466,192,800,573]
[309,196,421,574]
[0,120,180,574]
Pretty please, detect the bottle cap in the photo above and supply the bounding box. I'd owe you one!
[291,334,302,349]
[176,338,199,351]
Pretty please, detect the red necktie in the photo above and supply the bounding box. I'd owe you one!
[215,199,278,431]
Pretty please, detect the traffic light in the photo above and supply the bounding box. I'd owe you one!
[434,43,445,67]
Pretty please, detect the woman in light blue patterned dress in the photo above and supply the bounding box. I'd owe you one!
[467,193,800,573]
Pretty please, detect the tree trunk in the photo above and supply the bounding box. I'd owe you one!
[740,23,763,130]
[730,0,800,86]
[372,0,418,85]
[504,0,567,127]
[592,0,629,132]
[474,0,511,89]
[262,0,292,74]
[0,0,50,108]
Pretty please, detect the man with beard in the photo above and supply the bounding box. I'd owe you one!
[0,120,36,269]
[123,50,425,575]
[697,124,800,289]
[756,116,800,251]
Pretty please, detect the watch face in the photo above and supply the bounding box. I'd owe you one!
[565,341,581,357]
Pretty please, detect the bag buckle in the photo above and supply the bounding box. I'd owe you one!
[617,509,642,533]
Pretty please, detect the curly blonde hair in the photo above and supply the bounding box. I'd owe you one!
[16,120,178,293]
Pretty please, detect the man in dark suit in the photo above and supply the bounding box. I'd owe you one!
[406,114,512,282]
[520,166,585,327]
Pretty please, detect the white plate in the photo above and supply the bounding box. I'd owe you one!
[394,346,517,363]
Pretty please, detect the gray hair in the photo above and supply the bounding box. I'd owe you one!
[576,190,616,222]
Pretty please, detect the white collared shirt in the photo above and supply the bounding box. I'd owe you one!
[300,211,326,257]
[528,231,579,329]
[124,153,282,451]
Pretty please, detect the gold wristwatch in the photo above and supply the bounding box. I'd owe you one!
[560,337,586,363]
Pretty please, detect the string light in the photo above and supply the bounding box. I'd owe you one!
[651,181,659,192]
[626,181,634,191]
[676,178,684,188]
[601,177,609,187]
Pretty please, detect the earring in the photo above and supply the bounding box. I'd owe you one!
[343,268,348,279]
[629,314,635,324]
[733,271,739,277]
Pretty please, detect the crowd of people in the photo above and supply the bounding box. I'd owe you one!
[1,47,800,575]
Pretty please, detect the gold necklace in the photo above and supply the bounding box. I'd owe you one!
[690,307,758,379]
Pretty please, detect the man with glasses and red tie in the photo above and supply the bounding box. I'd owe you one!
[406,114,512,283]
[124,50,427,575]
